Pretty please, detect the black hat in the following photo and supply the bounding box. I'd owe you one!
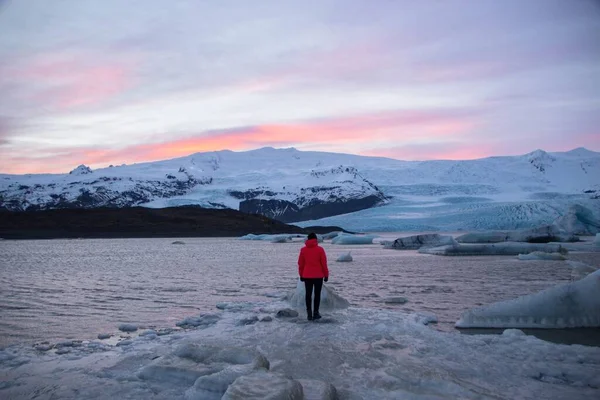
[307,232,317,240]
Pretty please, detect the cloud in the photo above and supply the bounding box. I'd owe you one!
[0,108,479,173]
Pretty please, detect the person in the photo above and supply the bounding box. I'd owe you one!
[298,232,329,321]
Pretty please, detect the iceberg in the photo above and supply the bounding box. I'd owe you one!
[595,233,600,247]
[420,242,567,256]
[322,231,341,240]
[456,269,600,328]
[286,280,350,311]
[517,252,566,261]
[270,235,292,243]
[384,234,456,250]
[331,233,374,245]
[553,204,600,235]
[456,225,577,244]
[336,252,353,262]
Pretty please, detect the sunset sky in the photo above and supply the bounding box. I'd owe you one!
[1,0,599,174]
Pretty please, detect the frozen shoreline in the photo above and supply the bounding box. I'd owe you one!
[1,301,599,400]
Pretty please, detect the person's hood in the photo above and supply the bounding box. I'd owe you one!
[305,238,319,247]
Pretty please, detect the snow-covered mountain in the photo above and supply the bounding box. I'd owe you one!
[1,147,599,231]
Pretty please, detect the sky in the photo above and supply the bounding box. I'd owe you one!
[0,0,599,174]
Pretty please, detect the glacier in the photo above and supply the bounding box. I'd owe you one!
[456,269,600,329]
[2,147,600,231]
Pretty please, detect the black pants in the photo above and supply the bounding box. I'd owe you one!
[304,278,323,314]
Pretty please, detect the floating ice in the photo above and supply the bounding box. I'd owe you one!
[98,333,111,340]
[331,233,374,245]
[595,233,600,246]
[456,269,600,328]
[567,260,599,281]
[456,225,577,243]
[384,297,408,305]
[384,233,456,250]
[517,252,567,261]
[336,252,353,262]
[553,204,600,235]
[322,231,341,240]
[172,241,185,245]
[286,281,350,311]
[420,242,566,256]
[118,323,138,332]
[270,235,292,243]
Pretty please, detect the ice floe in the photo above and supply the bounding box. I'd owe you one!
[456,269,600,328]
[384,233,456,249]
[517,252,567,261]
[456,225,577,243]
[331,233,374,245]
[336,252,353,262]
[420,242,567,256]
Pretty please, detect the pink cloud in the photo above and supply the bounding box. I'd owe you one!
[1,108,478,173]
[2,52,136,111]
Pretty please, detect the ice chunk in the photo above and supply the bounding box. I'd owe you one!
[137,355,219,385]
[331,233,374,245]
[409,312,438,325]
[322,231,341,240]
[296,379,338,400]
[336,252,353,262]
[517,252,566,261]
[502,329,526,337]
[97,333,111,340]
[420,242,566,256]
[270,235,292,243]
[172,241,185,245]
[384,297,408,304]
[286,281,350,311]
[553,204,600,235]
[384,234,456,250]
[118,323,138,332]
[456,225,576,244]
[456,269,600,328]
[595,233,600,247]
[276,309,298,318]
[222,371,303,400]
[176,314,220,328]
[567,260,598,281]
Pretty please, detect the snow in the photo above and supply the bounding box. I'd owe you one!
[2,147,600,231]
[420,242,567,256]
[456,269,600,329]
[336,252,353,262]
[331,233,375,245]
[517,252,567,261]
[2,301,600,400]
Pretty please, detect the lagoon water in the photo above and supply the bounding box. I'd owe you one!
[2,236,594,347]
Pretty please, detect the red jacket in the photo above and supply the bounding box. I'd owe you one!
[298,239,329,279]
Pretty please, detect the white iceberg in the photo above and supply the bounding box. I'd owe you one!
[336,252,353,262]
[286,280,350,311]
[384,234,456,250]
[331,233,374,245]
[456,269,600,328]
[517,252,566,261]
[420,242,567,256]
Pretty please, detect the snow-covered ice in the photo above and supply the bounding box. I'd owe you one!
[336,252,353,262]
[456,269,600,329]
[2,298,599,400]
[420,242,567,256]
